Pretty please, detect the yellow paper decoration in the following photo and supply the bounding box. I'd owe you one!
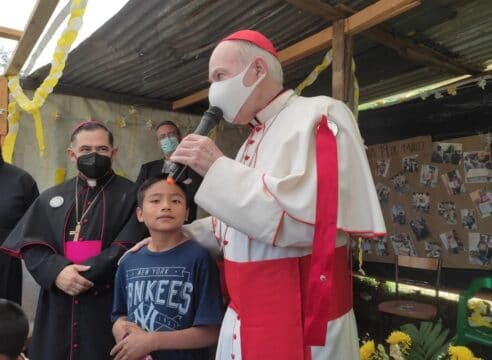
[115,117,127,128]
[358,237,365,275]
[447,85,457,96]
[295,49,333,95]
[6,0,88,161]
[2,99,21,163]
[54,167,67,184]
[352,58,360,120]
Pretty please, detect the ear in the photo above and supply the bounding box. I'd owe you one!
[111,147,118,160]
[185,208,189,222]
[67,147,77,163]
[254,57,267,76]
[136,207,144,223]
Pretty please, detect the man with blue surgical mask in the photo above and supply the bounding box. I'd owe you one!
[136,120,200,223]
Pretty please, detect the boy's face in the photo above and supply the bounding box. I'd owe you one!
[136,181,188,232]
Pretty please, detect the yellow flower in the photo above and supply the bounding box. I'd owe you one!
[448,345,482,360]
[360,340,376,360]
[386,331,412,351]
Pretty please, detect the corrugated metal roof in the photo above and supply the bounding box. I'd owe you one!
[25,0,492,112]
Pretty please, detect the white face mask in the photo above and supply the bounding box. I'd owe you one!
[208,62,265,123]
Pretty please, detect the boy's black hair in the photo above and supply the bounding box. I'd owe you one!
[0,299,29,358]
[137,174,189,208]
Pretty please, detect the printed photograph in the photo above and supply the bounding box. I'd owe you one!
[461,208,478,230]
[411,192,430,213]
[441,169,466,196]
[420,165,438,188]
[469,188,492,218]
[468,233,492,266]
[424,241,442,258]
[375,159,391,177]
[376,183,391,203]
[439,230,464,255]
[390,233,417,256]
[409,218,431,240]
[391,204,406,225]
[431,142,462,164]
[402,155,419,173]
[390,171,409,193]
[437,201,457,225]
[375,237,390,257]
[463,151,492,183]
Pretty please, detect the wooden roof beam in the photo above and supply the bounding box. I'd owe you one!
[287,0,481,75]
[0,26,23,41]
[21,79,173,111]
[4,0,60,76]
[173,0,419,110]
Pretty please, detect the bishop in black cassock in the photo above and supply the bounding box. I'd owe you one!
[1,121,147,360]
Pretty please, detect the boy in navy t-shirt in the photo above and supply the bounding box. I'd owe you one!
[111,176,223,360]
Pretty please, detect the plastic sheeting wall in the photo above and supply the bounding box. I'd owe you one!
[12,91,249,191]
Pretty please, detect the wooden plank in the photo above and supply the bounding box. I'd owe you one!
[289,0,479,75]
[332,20,352,102]
[398,255,440,270]
[5,0,60,76]
[172,88,209,111]
[173,0,420,110]
[284,0,344,20]
[21,79,172,111]
[364,28,477,75]
[0,77,8,145]
[0,26,23,41]
[278,27,333,66]
[345,0,420,36]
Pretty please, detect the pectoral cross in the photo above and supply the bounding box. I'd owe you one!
[69,222,81,242]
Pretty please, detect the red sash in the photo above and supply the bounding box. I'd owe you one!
[224,116,351,358]
[304,115,339,345]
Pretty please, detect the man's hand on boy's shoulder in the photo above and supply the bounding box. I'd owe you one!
[118,237,151,265]
[110,324,153,360]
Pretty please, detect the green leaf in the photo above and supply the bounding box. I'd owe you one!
[401,320,452,360]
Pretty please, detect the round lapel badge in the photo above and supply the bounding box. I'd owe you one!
[49,196,64,208]
[328,120,338,136]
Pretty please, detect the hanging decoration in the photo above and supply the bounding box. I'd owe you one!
[447,84,457,96]
[4,0,88,163]
[295,49,333,95]
[2,98,21,163]
[115,116,127,128]
[357,237,365,275]
[352,58,360,121]
[360,75,490,111]
[477,78,486,90]
[54,167,67,185]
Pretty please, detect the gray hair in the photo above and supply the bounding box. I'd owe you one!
[236,41,283,85]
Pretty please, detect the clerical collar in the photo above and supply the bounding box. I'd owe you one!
[77,169,115,188]
[251,89,296,126]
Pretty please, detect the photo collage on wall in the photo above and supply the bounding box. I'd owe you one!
[361,134,492,269]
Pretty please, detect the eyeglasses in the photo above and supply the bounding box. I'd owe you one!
[158,131,178,140]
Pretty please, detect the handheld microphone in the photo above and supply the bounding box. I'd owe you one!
[167,106,223,184]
